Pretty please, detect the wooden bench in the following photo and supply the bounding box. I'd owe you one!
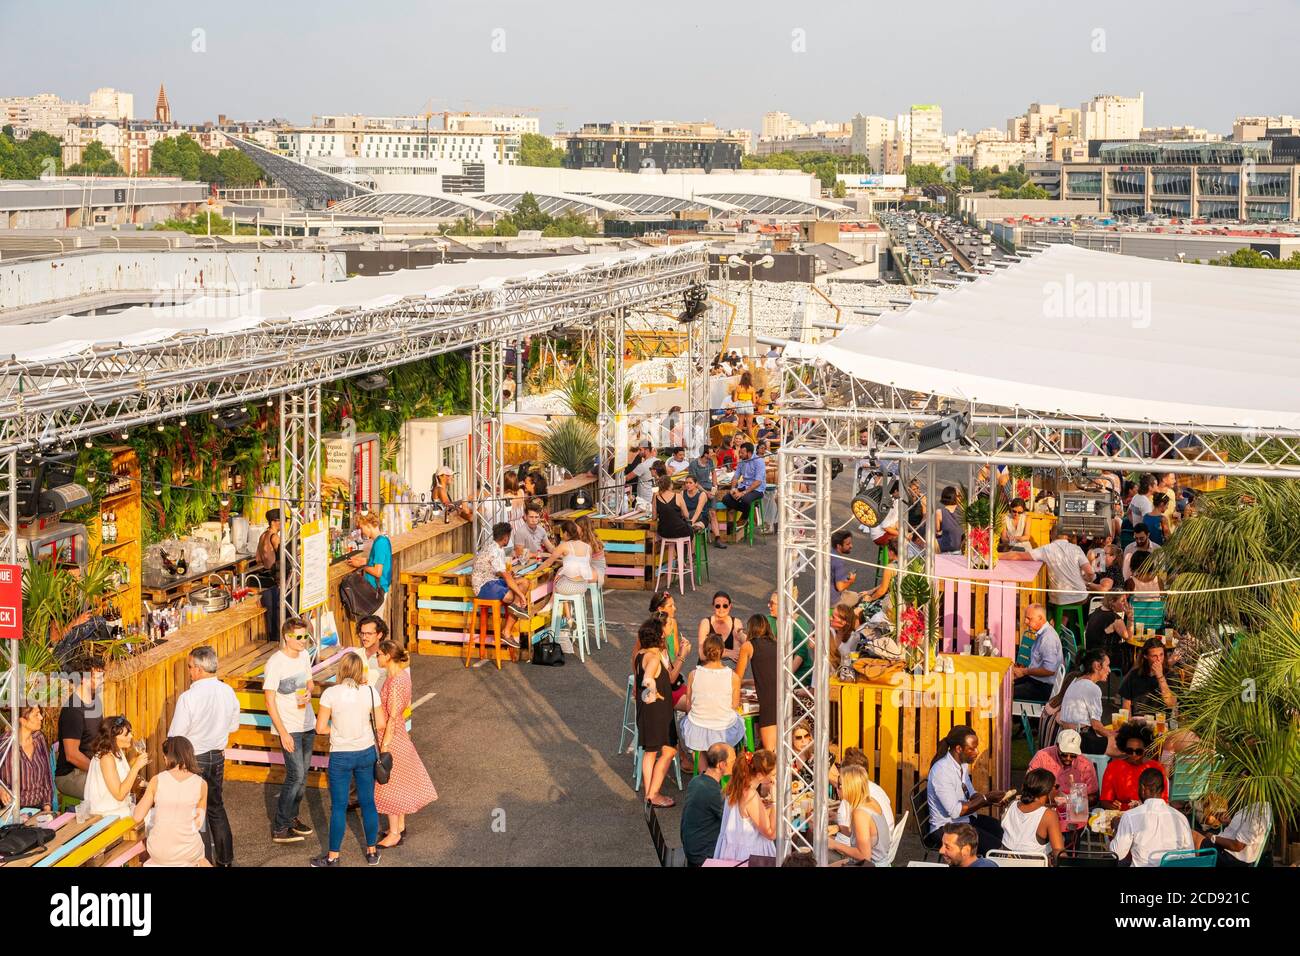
[0,812,146,869]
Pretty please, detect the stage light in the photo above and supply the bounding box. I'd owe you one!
[915,411,969,453]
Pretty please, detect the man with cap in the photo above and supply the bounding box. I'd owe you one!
[257,509,283,643]
[1027,729,1100,805]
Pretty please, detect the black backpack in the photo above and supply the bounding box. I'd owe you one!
[0,823,56,863]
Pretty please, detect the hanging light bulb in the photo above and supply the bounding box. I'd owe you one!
[153,483,163,496]
[266,398,274,406]
[220,493,230,507]
[120,429,129,440]
[156,422,165,432]
[86,472,96,484]
[382,401,393,411]
[84,438,93,448]
[179,418,188,428]
[211,411,220,420]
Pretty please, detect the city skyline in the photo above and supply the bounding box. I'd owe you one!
[2,0,1295,137]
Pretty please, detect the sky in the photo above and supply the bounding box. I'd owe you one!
[1,0,1295,135]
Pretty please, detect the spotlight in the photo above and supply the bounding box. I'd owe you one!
[216,407,251,430]
[356,372,389,392]
[915,411,970,453]
[676,283,709,324]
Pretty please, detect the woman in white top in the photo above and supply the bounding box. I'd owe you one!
[1002,497,1032,551]
[679,635,746,753]
[714,749,777,862]
[538,519,595,597]
[999,768,1064,858]
[312,653,386,867]
[84,715,147,819]
[1049,647,1117,756]
[134,736,208,867]
[829,764,892,866]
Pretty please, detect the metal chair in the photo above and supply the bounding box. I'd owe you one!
[986,848,1049,867]
[617,674,638,754]
[881,811,910,868]
[1057,848,1119,867]
[1082,752,1110,786]
[908,781,943,861]
[644,803,687,867]
[1157,848,1217,868]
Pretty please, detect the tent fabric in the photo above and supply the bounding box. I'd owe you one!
[6,244,701,364]
[802,244,1300,430]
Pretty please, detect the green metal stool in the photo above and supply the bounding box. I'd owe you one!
[693,529,710,585]
[876,545,890,590]
[1053,604,1086,647]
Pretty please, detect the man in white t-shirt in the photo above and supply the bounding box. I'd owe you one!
[1128,475,1156,528]
[665,447,690,476]
[1005,530,1093,609]
[1196,800,1272,867]
[262,617,317,844]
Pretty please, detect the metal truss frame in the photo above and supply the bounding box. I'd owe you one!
[0,247,707,455]
[772,352,1300,863]
[596,309,627,514]
[278,386,322,630]
[0,451,17,822]
[682,304,712,456]
[471,341,504,547]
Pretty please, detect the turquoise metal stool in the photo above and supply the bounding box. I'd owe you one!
[585,582,607,651]
[618,674,638,754]
[633,745,684,793]
[552,591,590,662]
[693,529,710,585]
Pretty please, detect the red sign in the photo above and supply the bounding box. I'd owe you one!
[0,563,21,640]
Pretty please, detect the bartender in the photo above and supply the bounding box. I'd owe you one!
[257,509,282,643]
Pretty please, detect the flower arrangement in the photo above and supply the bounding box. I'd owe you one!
[898,557,935,672]
[1016,477,1032,503]
[961,493,1004,570]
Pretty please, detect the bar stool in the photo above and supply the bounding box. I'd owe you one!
[693,529,710,585]
[552,591,590,662]
[1053,604,1086,646]
[585,581,607,651]
[653,536,695,595]
[466,598,506,670]
[633,745,683,793]
[617,674,638,754]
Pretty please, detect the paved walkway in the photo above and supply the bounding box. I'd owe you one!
[224,500,794,867]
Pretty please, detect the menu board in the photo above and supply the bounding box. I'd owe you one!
[298,518,329,612]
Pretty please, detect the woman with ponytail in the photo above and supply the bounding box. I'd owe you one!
[1042,647,1116,756]
[713,748,776,861]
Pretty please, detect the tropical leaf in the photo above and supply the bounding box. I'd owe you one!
[539,418,597,477]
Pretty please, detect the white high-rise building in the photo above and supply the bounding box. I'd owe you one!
[850,114,895,172]
[762,111,807,140]
[88,87,134,121]
[1080,93,1144,141]
[907,104,947,166]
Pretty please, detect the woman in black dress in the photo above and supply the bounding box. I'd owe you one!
[635,617,679,808]
[736,614,778,752]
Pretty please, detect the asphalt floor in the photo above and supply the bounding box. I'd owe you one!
[222,474,967,866]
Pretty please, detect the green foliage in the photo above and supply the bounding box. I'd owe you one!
[0,127,62,178]
[511,192,550,231]
[906,163,946,187]
[540,417,598,477]
[66,140,124,176]
[959,491,1005,532]
[558,362,599,424]
[151,211,269,235]
[996,183,1049,199]
[743,151,872,188]
[899,556,932,607]
[1212,248,1300,270]
[832,179,846,198]
[543,211,594,237]
[519,132,564,167]
[151,133,205,179]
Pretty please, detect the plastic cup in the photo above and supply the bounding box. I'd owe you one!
[295,687,309,710]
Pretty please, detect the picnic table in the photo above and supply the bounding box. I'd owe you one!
[0,812,145,868]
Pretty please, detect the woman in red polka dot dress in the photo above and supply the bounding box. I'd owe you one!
[374,641,438,847]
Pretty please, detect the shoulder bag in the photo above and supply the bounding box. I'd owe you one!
[366,688,393,785]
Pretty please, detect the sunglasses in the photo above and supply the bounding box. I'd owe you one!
[1123,747,1146,755]
[714,602,730,609]
[794,733,811,742]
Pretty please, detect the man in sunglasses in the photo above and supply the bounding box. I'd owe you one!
[1026,729,1099,805]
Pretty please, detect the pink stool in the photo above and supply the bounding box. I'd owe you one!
[653,536,695,595]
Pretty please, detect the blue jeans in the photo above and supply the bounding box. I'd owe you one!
[327,746,379,853]
[274,730,315,833]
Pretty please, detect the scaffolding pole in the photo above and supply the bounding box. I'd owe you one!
[1,451,18,822]
[278,386,322,634]
[596,309,627,514]
[471,341,504,547]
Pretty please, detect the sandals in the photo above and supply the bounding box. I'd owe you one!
[647,795,676,809]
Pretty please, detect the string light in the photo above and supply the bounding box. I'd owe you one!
[155,423,165,432]
[84,438,93,448]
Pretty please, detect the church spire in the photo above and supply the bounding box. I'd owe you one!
[155,84,171,124]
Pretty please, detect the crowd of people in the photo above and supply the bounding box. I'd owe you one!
[2,611,438,868]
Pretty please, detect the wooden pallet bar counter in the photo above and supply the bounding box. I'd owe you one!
[832,654,1012,815]
[589,514,655,591]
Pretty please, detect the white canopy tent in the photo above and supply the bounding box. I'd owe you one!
[6,245,697,363]
[797,244,1300,430]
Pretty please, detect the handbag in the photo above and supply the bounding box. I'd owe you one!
[531,628,565,667]
[366,691,393,785]
[0,823,55,863]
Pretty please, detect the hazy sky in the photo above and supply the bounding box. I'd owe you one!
[2,0,1295,135]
